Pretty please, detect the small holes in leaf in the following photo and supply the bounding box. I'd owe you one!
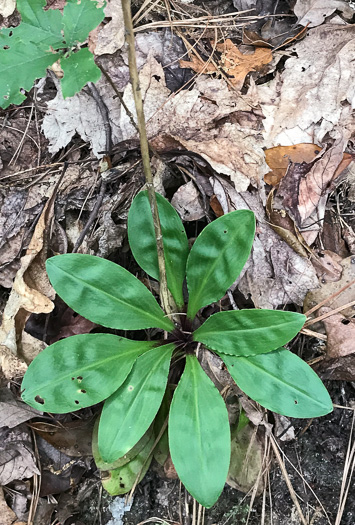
[77,376,83,382]
[80,389,87,394]
[294,400,298,404]
[128,385,134,391]
[342,319,350,325]
[74,400,80,405]
[35,395,45,405]
[224,230,228,234]
[71,377,75,380]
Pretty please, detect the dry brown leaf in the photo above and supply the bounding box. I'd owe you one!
[320,307,355,359]
[180,40,273,90]
[227,423,264,495]
[31,420,94,457]
[294,0,354,27]
[171,181,205,221]
[264,143,322,186]
[304,256,355,318]
[0,442,40,485]
[0,184,58,379]
[0,487,17,525]
[89,0,124,56]
[0,388,41,429]
[257,24,355,146]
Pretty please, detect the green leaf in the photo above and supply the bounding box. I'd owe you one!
[60,48,101,98]
[221,348,333,418]
[128,191,189,308]
[101,429,155,496]
[0,40,60,108]
[194,310,306,356]
[21,334,155,413]
[46,254,174,332]
[62,0,105,48]
[99,344,174,463]
[169,355,231,508]
[92,418,153,471]
[186,210,255,319]
[153,386,172,466]
[8,0,64,48]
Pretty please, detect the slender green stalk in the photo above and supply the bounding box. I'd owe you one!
[121,0,178,320]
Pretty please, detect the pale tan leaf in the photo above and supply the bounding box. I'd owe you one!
[171,181,205,221]
[0,487,17,525]
[320,307,355,359]
[0,0,16,17]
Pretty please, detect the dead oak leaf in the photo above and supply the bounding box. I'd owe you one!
[180,40,273,90]
[320,307,355,359]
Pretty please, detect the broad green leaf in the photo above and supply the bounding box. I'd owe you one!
[46,254,174,332]
[186,210,255,319]
[221,348,333,418]
[128,191,189,308]
[93,418,153,471]
[153,386,172,466]
[99,344,174,463]
[61,48,101,98]
[6,0,64,48]
[169,355,231,508]
[0,40,60,108]
[101,429,155,495]
[194,310,306,356]
[21,334,155,413]
[62,0,105,48]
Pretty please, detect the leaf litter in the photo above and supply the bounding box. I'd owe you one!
[1,0,355,523]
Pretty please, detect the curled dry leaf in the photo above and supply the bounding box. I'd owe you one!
[180,40,273,90]
[89,0,124,56]
[264,143,322,186]
[0,188,57,379]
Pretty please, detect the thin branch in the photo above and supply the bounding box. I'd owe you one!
[121,0,177,320]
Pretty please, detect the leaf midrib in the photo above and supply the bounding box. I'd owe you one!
[226,353,329,409]
[52,263,171,330]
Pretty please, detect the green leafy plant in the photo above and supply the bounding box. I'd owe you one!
[0,0,105,108]
[21,190,333,508]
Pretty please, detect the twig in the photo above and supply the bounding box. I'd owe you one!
[121,0,178,320]
[72,179,106,253]
[270,435,308,525]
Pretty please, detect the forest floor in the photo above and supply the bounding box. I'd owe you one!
[0,0,355,524]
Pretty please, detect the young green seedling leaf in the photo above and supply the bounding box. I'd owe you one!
[186,210,255,319]
[169,355,231,508]
[194,310,306,356]
[61,47,101,98]
[99,344,174,463]
[46,254,174,332]
[21,334,155,413]
[221,348,333,417]
[128,191,189,308]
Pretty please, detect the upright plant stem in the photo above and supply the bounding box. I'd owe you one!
[121,0,177,320]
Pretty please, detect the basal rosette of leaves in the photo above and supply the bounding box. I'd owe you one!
[0,0,105,108]
[21,191,333,508]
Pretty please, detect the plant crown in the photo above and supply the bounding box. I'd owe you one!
[21,191,333,507]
